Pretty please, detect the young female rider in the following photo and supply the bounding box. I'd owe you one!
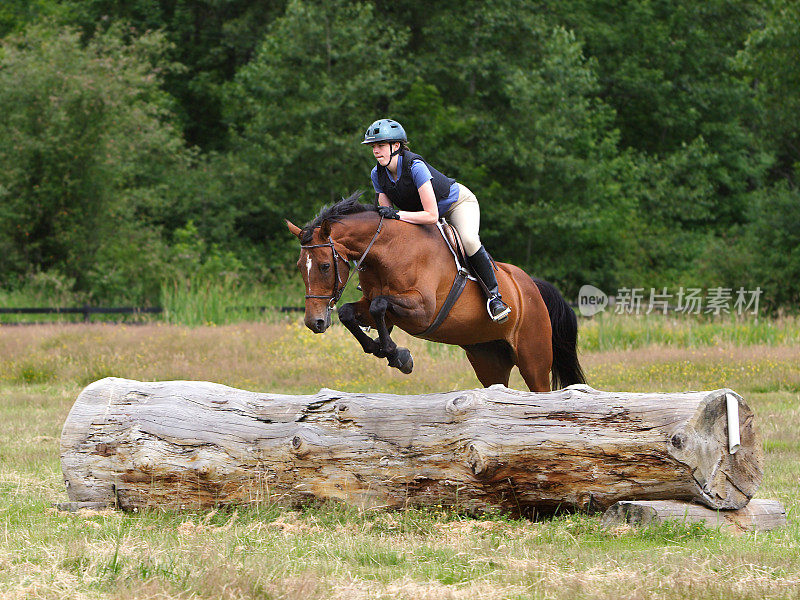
[363,118,511,323]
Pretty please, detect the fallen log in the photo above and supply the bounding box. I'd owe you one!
[60,378,763,513]
[601,499,787,532]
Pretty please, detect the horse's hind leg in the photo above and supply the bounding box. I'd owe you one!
[515,334,553,392]
[463,341,514,388]
[369,296,413,374]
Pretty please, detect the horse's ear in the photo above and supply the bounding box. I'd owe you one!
[286,220,302,238]
[319,221,331,238]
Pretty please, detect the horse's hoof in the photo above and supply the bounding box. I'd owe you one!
[387,347,412,372]
[396,348,413,374]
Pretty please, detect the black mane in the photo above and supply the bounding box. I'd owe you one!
[300,191,376,243]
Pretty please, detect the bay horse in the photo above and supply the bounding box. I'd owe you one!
[286,194,585,392]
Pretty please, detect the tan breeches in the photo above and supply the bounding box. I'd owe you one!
[444,183,482,256]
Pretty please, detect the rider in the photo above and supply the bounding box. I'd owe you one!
[363,118,511,323]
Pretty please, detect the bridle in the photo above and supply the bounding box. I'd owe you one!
[301,216,385,309]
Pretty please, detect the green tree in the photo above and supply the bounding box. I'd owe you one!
[744,181,800,309]
[720,0,800,310]
[223,0,409,260]
[738,0,800,185]
[0,0,64,37]
[546,1,761,154]
[529,0,771,290]
[493,26,636,291]
[390,1,635,293]
[59,0,287,148]
[0,24,192,302]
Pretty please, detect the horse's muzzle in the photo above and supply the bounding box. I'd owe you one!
[304,309,331,333]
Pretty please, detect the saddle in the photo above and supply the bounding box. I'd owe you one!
[438,219,473,275]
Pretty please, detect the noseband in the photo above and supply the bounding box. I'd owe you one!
[301,216,385,309]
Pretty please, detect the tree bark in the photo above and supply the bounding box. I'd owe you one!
[60,378,763,513]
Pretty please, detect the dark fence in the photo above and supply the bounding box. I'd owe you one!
[0,306,163,323]
[0,305,311,325]
[1,303,604,325]
[226,306,304,313]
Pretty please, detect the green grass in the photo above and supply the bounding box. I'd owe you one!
[580,312,800,352]
[1,321,799,599]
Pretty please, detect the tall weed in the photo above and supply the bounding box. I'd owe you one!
[159,274,307,326]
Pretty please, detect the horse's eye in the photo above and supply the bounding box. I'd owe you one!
[319,263,331,273]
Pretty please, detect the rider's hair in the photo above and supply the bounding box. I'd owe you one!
[388,140,409,151]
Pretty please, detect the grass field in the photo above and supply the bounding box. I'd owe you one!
[1,316,799,599]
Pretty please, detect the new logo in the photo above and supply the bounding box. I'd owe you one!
[578,285,608,317]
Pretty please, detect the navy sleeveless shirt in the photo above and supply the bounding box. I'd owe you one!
[374,150,456,212]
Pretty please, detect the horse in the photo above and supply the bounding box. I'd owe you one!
[285,193,585,392]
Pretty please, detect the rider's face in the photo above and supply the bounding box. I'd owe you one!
[371,142,399,167]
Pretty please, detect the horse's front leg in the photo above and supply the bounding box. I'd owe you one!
[369,296,413,374]
[337,299,386,358]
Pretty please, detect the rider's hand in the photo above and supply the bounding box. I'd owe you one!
[377,206,400,220]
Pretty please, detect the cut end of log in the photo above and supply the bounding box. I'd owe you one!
[667,389,763,509]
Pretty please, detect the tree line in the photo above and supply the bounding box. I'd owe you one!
[1,0,798,310]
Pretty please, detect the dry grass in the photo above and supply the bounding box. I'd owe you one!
[3,320,800,395]
[584,344,800,394]
[0,321,476,394]
[1,320,800,599]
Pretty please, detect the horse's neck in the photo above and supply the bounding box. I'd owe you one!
[335,219,447,283]
[332,219,386,263]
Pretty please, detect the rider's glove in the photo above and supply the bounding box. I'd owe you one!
[377,206,401,220]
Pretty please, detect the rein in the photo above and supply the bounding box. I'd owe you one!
[301,216,385,309]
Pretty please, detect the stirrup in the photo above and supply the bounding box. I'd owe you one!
[487,297,511,323]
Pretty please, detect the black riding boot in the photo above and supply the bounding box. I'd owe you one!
[467,246,511,323]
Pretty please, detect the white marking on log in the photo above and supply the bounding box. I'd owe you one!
[726,392,741,454]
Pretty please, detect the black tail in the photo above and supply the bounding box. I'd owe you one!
[533,278,586,390]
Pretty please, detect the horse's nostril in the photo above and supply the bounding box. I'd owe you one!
[315,319,326,331]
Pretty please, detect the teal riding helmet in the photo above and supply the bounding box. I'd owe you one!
[362,119,407,145]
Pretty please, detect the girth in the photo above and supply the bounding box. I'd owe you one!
[418,220,476,338]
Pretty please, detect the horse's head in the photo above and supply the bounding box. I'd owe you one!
[287,219,351,333]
